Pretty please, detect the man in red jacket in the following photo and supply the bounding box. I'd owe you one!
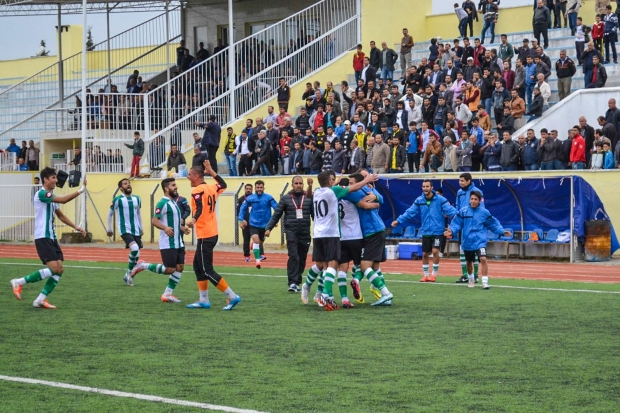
[570,126,586,169]
[353,44,365,82]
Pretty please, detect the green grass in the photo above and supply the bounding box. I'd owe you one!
[1,258,620,413]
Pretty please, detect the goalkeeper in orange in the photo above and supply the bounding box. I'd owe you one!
[186,161,241,310]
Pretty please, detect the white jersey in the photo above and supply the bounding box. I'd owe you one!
[110,195,142,236]
[154,196,184,250]
[34,189,59,240]
[339,199,363,241]
[312,185,349,239]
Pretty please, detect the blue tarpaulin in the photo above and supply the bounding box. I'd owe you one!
[374,176,619,254]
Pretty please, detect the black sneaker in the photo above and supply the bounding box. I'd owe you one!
[288,284,296,292]
[455,276,469,283]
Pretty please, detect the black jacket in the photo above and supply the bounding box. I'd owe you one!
[388,145,406,170]
[580,124,596,153]
[380,48,399,71]
[499,139,519,168]
[266,190,313,236]
[363,65,377,84]
[529,94,544,116]
[537,137,557,163]
[369,47,382,69]
[555,138,572,164]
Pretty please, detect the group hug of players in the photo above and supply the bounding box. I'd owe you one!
[238,170,508,311]
[10,161,242,311]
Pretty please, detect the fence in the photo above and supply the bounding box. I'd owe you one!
[0,152,17,171]
[0,8,181,145]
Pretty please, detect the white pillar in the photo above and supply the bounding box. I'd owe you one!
[80,0,88,229]
[165,0,172,134]
[106,3,112,85]
[228,0,235,122]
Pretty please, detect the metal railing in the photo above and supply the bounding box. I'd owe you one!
[0,152,17,171]
[0,8,181,143]
[143,16,360,156]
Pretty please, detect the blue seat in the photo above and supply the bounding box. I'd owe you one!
[539,229,559,243]
[413,228,423,241]
[532,228,544,242]
[402,226,416,239]
[388,225,404,238]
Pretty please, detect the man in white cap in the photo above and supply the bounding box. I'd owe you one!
[463,56,482,82]
[341,120,356,150]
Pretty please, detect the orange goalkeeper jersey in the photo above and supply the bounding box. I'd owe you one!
[191,182,225,239]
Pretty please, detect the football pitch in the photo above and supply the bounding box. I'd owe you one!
[1,257,620,413]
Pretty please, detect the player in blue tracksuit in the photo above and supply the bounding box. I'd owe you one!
[238,180,278,269]
[455,172,485,283]
[392,180,457,282]
[446,190,508,290]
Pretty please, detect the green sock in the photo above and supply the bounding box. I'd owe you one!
[459,251,468,276]
[317,271,324,293]
[305,265,320,286]
[337,271,348,299]
[353,265,363,282]
[128,250,139,271]
[322,268,336,296]
[147,263,166,274]
[364,268,386,290]
[253,243,261,259]
[24,270,43,284]
[41,273,61,296]
[377,269,385,280]
[167,271,181,290]
[474,257,479,277]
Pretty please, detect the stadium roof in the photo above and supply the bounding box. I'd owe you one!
[0,0,186,16]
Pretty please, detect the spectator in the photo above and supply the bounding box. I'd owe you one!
[603,5,618,63]
[308,141,323,174]
[586,55,608,88]
[264,106,278,127]
[192,144,208,168]
[498,106,515,135]
[346,139,364,173]
[593,13,605,56]
[330,140,347,174]
[482,132,502,171]
[522,129,540,170]
[276,106,291,130]
[380,41,398,83]
[421,133,443,172]
[537,128,557,170]
[149,137,166,171]
[454,96,473,125]
[499,130,519,171]
[524,55,537,111]
[126,70,139,89]
[455,3,470,38]
[555,0,569,28]
[19,140,28,160]
[597,115,618,150]
[533,1,550,49]
[125,131,144,178]
[602,141,615,168]
[516,38,532,65]
[6,138,20,154]
[454,132,472,171]
[442,136,457,172]
[195,115,221,173]
[15,157,28,171]
[535,73,551,111]
[566,1,583,35]
[556,49,577,101]
[353,45,365,82]
[429,38,439,64]
[480,0,499,45]
[26,140,40,171]
[590,141,605,169]
[167,144,187,173]
[371,134,390,173]
[554,130,571,169]
[250,131,273,176]
[575,17,587,64]
[388,136,406,173]
[534,55,551,80]
[509,89,526,131]
[223,127,238,176]
[68,147,82,170]
[581,41,604,86]
[235,130,254,176]
[595,128,613,148]
[605,97,620,130]
[176,40,188,68]
[361,57,377,85]
[498,34,515,63]
[276,78,291,112]
[476,105,492,132]
[502,61,515,91]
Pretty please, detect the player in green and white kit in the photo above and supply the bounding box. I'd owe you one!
[107,178,143,286]
[130,178,190,303]
[306,171,378,311]
[10,167,86,309]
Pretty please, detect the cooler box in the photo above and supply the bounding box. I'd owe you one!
[398,242,422,260]
[385,245,399,260]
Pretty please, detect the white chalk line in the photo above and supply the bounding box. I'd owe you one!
[0,375,268,413]
[2,262,620,295]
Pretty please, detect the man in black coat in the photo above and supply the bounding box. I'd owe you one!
[361,57,377,85]
[265,176,314,292]
[369,41,382,71]
[578,116,596,159]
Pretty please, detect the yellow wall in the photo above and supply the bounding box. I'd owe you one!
[82,171,620,257]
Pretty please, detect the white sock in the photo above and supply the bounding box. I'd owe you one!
[432,264,439,276]
[468,273,474,282]
[422,264,429,277]
[199,289,209,303]
[223,287,236,300]
[35,293,47,302]
[482,276,489,285]
[16,278,26,286]
[164,287,174,296]
[380,286,390,296]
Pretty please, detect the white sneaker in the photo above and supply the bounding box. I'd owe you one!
[301,284,310,304]
[468,276,475,288]
[483,283,490,290]
[313,291,323,307]
[123,272,134,286]
[161,294,181,303]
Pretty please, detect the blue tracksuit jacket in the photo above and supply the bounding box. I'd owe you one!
[449,205,505,251]
[396,192,457,236]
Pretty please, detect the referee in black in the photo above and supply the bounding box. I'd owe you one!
[265,176,314,292]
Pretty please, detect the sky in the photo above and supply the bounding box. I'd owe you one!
[1,11,162,60]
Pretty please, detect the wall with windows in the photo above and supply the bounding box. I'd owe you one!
[184,0,317,55]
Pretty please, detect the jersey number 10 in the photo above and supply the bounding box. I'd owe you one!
[314,199,328,218]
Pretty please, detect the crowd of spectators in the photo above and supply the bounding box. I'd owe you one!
[2,139,40,171]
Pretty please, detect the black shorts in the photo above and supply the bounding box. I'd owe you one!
[339,239,363,265]
[161,248,185,268]
[361,231,386,263]
[249,226,266,241]
[464,247,487,262]
[121,233,143,249]
[35,238,64,264]
[312,237,341,262]
[422,235,443,253]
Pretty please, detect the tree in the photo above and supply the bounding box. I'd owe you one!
[86,27,95,51]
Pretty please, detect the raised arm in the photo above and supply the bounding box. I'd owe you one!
[52,179,87,204]
[347,173,379,193]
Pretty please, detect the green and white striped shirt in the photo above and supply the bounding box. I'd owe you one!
[110,195,142,236]
[154,196,184,250]
[34,189,59,240]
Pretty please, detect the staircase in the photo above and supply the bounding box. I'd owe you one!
[391,28,620,105]
[0,9,181,145]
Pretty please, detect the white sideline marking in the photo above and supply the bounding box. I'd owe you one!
[0,375,268,413]
[3,262,620,294]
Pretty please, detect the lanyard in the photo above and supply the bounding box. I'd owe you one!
[291,194,305,210]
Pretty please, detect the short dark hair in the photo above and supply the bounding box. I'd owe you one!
[40,167,56,183]
[134,131,140,136]
[244,183,253,189]
[161,178,175,192]
[460,172,472,182]
[339,177,350,187]
[317,171,333,187]
[209,115,216,122]
[422,179,433,187]
[117,178,129,188]
[470,190,482,201]
[349,172,364,183]
[255,180,265,186]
